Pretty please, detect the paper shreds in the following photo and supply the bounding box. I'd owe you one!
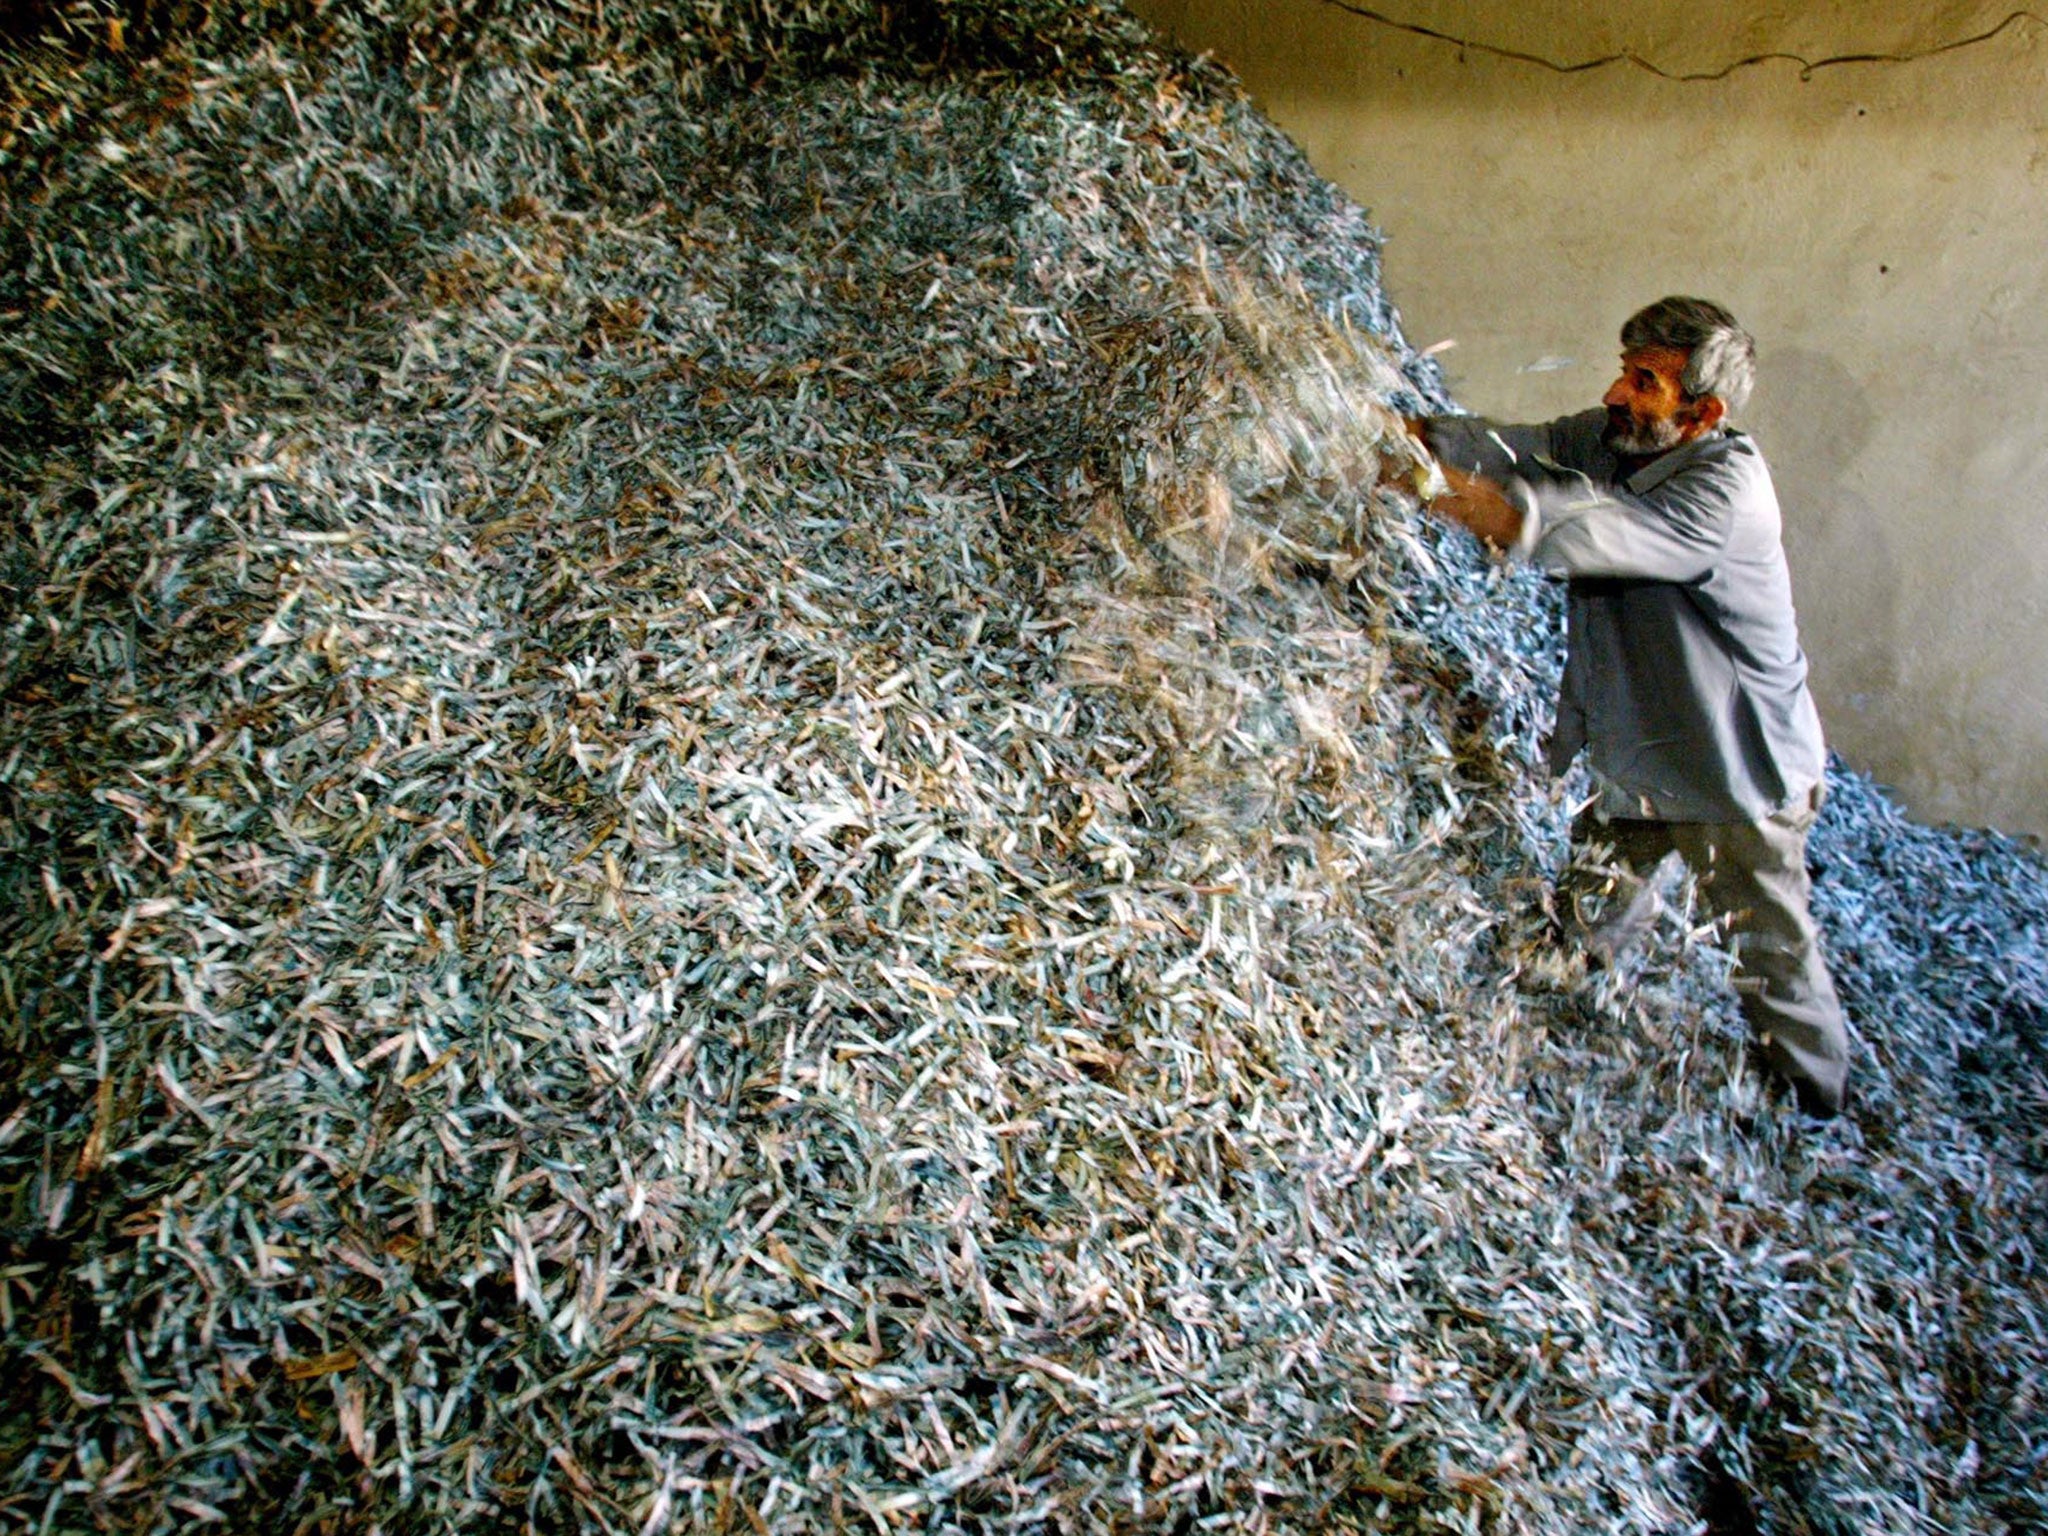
[1,3,2043,1532]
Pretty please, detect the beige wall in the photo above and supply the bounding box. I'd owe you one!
[1130,0,2048,842]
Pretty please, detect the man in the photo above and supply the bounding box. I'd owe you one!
[1408,296,1851,1117]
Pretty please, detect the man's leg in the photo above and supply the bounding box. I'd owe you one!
[1561,808,1680,968]
[1668,786,1852,1116]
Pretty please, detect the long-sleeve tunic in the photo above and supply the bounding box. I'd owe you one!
[1426,408,1826,822]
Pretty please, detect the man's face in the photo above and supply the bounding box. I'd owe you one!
[1600,345,1701,457]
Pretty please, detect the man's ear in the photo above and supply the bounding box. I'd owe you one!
[1681,393,1726,438]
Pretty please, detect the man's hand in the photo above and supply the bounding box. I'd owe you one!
[1377,416,1446,499]
[1429,465,1524,553]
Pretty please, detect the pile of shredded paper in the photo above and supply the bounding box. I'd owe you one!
[2,2,2042,1531]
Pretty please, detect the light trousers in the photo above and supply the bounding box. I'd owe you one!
[1567,783,1851,1116]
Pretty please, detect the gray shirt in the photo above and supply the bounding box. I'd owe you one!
[1426,408,1826,822]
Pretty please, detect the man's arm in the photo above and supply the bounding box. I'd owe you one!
[1408,414,1556,482]
[1403,414,1745,580]
[1429,465,1529,552]
[1519,464,1740,582]
[1397,414,1552,555]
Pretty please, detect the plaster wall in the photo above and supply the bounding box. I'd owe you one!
[1129,0,2048,841]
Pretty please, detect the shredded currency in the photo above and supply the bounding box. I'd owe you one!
[1,3,2042,1532]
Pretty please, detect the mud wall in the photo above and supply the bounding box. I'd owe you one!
[1130,0,2048,840]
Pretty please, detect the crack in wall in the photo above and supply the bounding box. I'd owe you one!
[1312,1,2046,81]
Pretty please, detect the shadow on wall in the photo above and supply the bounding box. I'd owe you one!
[1758,346,1899,746]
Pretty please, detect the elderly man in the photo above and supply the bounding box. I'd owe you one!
[1409,296,1851,1118]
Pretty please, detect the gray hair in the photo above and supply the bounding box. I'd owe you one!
[1620,296,1756,415]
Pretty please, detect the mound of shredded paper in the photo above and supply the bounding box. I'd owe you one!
[2,3,2043,1531]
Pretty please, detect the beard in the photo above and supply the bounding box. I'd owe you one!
[1601,405,1686,458]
